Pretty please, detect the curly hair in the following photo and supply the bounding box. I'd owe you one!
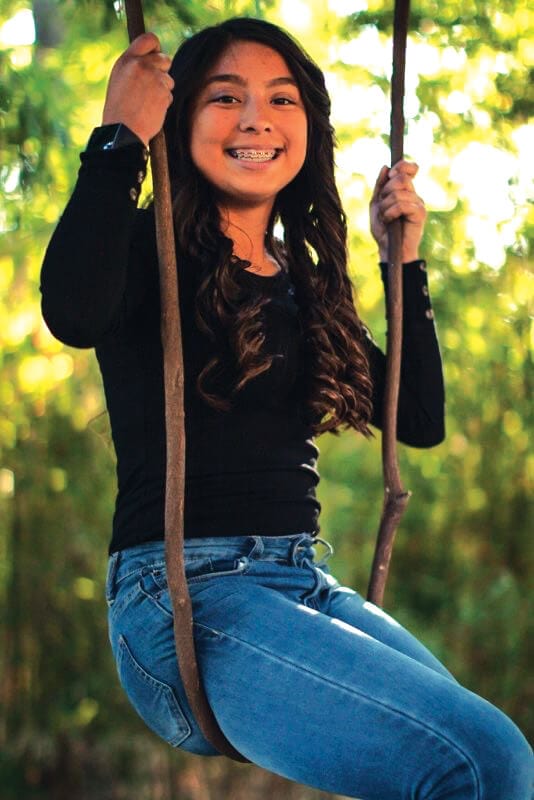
[161,17,373,436]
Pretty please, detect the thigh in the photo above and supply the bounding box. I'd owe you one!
[316,569,457,681]
[191,578,530,800]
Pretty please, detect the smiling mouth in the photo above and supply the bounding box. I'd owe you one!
[227,148,282,162]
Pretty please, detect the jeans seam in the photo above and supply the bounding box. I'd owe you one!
[193,620,481,797]
[105,552,120,604]
[116,561,167,584]
[108,584,144,621]
[139,584,174,619]
[188,559,250,583]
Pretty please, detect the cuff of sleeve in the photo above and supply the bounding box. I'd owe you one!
[85,123,147,152]
[379,260,435,323]
[80,126,149,205]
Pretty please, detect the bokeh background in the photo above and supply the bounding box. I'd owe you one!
[0,0,532,797]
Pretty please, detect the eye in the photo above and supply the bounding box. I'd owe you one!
[272,97,297,106]
[211,94,240,104]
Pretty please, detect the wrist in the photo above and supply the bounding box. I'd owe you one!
[379,250,420,263]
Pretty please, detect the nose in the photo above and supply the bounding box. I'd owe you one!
[238,98,272,133]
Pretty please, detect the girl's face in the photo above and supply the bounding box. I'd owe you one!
[189,41,308,213]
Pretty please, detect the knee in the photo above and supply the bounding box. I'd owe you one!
[468,702,533,800]
[426,699,532,800]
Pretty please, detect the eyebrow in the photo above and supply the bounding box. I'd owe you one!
[203,74,298,89]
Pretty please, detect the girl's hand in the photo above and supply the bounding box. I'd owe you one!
[369,160,426,262]
[102,33,174,147]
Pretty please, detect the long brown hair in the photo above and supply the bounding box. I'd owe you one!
[162,17,373,436]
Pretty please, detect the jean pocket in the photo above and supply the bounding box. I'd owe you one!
[143,557,250,588]
[116,633,191,748]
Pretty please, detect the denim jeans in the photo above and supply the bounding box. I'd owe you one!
[105,533,533,799]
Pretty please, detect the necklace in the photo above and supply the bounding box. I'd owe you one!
[235,252,281,276]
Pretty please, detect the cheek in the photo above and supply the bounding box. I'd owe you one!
[190,108,215,146]
[189,139,202,174]
[294,123,308,170]
[189,118,215,173]
[301,128,308,160]
[294,112,308,151]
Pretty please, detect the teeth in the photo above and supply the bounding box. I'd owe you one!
[229,149,278,161]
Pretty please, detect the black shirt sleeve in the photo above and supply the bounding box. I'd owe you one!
[366,261,445,448]
[40,133,149,347]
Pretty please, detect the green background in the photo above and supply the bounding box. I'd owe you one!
[0,0,532,797]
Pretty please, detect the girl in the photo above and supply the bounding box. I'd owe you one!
[40,17,532,800]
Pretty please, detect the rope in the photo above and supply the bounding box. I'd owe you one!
[123,0,249,763]
[367,0,412,607]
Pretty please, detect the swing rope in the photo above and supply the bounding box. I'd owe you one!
[122,0,409,762]
[367,0,411,608]
[124,0,248,763]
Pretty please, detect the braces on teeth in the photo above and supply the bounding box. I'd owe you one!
[230,149,278,161]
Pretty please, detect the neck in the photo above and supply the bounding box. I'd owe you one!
[220,204,273,266]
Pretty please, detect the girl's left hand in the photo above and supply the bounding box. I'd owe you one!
[369,160,426,262]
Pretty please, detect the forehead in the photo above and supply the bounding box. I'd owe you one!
[204,40,294,82]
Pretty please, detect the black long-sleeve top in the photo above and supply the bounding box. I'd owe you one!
[40,136,445,555]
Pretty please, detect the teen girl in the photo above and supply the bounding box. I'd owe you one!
[41,17,532,800]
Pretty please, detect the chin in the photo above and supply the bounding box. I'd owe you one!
[217,186,279,208]
[226,195,276,210]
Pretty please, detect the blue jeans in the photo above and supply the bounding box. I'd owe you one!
[105,533,533,799]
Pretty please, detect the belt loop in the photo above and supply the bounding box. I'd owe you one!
[247,535,264,559]
[105,551,121,606]
[313,536,334,567]
[289,532,313,565]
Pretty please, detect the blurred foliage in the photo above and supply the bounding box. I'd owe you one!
[0,0,532,797]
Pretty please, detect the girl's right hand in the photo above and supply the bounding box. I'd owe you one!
[101,33,174,147]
